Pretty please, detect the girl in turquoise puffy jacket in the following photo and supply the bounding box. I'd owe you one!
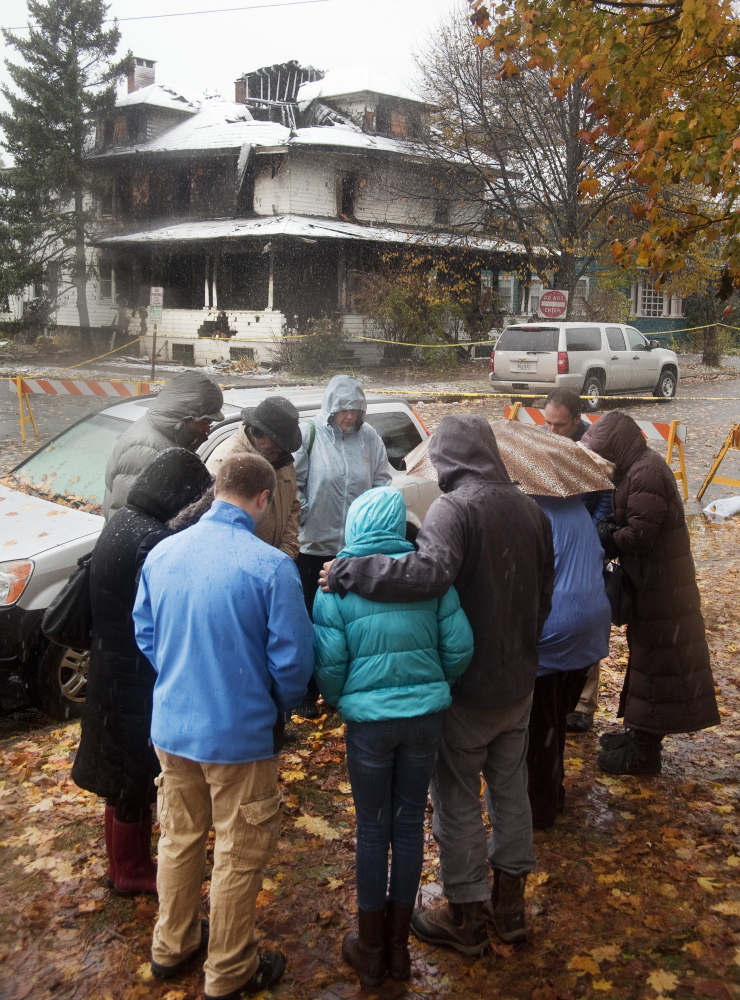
[313,487,473,988]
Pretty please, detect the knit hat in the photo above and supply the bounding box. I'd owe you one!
[241,396,302,453]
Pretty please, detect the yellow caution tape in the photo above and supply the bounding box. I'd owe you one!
[366,388,740,401]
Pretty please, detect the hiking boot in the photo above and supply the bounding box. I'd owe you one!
[489,870,528,944]
[204,951,286,999]
[599,729,633,750]
[566,711,593,734]
[152,919,209,978]
[385,901,414,981]
[342,908,386,988]
[597,732,662,775]
[110,815,157,894]
[410,900,489,957]
[293,697,321,720]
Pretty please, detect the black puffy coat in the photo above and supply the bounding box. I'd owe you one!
[582,412,719,735]
[72,449,212,803]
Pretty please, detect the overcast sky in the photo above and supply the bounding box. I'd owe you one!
[1,0,462,108]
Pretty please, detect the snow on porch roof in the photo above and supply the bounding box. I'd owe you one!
[99,214,527,255]
[115,83,200,113]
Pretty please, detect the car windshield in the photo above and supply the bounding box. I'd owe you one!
[12,412,131,504]
[496,327,559,352]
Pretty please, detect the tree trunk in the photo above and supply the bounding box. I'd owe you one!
[702,325,722,366]
[73,184,92,353]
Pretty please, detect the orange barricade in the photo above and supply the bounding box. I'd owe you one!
[696,424,740,501]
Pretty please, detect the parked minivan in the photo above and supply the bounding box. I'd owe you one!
[489,322,680,411]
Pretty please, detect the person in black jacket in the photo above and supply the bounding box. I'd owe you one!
[322,415,554,957]
[72,448,212,894]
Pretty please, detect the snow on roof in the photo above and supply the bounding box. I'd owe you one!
[100,213,526,255]
[115,84,200,114]
[297,69,424,105]
[92,101,428,159]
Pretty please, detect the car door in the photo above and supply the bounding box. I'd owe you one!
[604,326,632,391]
[626,326,659,388]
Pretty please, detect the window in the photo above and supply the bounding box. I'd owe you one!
[565,326,601,352]
[434,200,450,225]
[606,326,627,351]
[528,281,543,314]
[363,411,423,470]
[498,275,515,311]
[575,277,590,301]
[338,173,356,218]
[626,327,649,351]
[98,260,114,301]
[638,279,665,317]
[497,326,559,352]
[100,179,114,218]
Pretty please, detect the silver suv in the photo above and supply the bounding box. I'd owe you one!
[489,322,680,411]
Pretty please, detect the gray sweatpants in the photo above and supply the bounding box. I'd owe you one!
[431,694,536,904]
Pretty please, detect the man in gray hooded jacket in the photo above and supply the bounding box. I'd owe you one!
[323,415,554,956]
[104,371,223,519]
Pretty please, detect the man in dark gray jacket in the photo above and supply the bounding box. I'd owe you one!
[322,415,554,955]
[104,371,223,519]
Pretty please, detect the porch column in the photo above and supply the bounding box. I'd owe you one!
[337,245,347,311]
[204,254,210,309]
[267,250,275,310]
[212,253,219,310]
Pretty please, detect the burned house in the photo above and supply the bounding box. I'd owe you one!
[14,59,529,365]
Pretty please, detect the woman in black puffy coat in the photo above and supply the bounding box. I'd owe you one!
[72,448,212,893]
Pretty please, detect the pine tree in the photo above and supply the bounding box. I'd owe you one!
[0,0,129,348]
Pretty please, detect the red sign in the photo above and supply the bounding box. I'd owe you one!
[538,289,569,319]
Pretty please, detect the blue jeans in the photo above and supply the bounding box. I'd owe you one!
[345,712,444,912]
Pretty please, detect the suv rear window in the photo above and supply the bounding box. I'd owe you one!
[566,327,602,352]
[363,411,423,471]
[496,327,559,352]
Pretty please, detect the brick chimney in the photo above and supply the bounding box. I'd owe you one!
[128,57,156,93]
[234,77,246,104]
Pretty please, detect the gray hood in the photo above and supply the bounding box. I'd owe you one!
[430,415,512,493]
[318,374,367,428]
[147,371,224,439]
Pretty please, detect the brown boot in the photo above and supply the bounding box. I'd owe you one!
[342,908,386,988]
[385,902,414,980]
[411,900,489,956]
[104,805,116,887]
[490,870,528,944]
[110,815,157,894]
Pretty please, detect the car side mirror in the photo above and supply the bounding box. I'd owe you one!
[649,340,660,350]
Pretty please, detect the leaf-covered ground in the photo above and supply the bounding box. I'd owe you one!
[1,515,739,1000]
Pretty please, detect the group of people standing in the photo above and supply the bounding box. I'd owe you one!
[71,372,718,999]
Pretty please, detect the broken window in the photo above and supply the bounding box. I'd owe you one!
[338,173,356,219]
[100,179,114,218]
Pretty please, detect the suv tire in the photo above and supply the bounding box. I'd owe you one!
[582,375,604,413]
[33,641,88,720]
[653,368,677,400]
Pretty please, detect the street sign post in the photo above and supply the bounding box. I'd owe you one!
[149,287,163,380]
[537,289,569,320]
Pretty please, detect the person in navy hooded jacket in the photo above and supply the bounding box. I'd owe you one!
[134,453,313,1000]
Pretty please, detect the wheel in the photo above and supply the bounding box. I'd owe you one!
[582,375,604,412]
[653,368,677,399]
[32,641,89,720]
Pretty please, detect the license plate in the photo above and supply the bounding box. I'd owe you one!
[515,361,535,371]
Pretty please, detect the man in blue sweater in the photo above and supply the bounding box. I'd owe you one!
[133,453,314,1000]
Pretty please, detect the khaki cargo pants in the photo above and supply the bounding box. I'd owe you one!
[152,748,283,997]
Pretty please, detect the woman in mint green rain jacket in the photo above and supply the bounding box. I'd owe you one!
[313,487,473,989]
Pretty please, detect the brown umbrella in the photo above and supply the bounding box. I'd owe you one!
[405,420,614,497]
